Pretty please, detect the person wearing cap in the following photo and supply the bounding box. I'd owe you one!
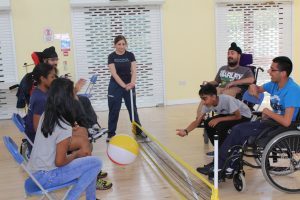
[198,56,300,178]
[197,42,255,115]
[35,46,113,190]
[42,46,59,68]
[40,46,98,129]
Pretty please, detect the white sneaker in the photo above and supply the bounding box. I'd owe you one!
[90,128,109,141]
[225,167,234,174]
[92,124,100,131]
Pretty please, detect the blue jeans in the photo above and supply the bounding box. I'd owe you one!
[108,80,141,137]
[32,156,102,200]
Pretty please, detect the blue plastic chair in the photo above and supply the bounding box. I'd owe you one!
[3,136,77,200]
[11,113,33,146]
[79,74,98,98]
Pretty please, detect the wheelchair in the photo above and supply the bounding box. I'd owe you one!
[218,116,300,193]
[200,53,264,144]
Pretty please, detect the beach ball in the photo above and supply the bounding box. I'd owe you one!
[107,134,139,165]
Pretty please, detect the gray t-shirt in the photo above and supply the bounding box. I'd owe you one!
[215,65,254,88]
[201,94,252,118]
[27,114,72,173]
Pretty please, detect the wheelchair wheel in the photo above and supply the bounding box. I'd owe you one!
[233,172,246,192]
[261,131,300,193]
[203,129,209,144]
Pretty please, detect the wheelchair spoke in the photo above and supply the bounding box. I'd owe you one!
[262,131,300,193]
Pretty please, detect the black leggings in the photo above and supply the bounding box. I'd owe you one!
[204,114,250,146]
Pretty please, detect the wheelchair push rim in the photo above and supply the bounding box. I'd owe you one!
[261,130,300,193]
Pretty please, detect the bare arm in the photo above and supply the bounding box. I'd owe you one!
[263,107,295,127]
[69,126,91,154]
[109,63,126,88]
[33,114,41,132]
[130,61,137,85]
[55,127,91,167]
[55,137,78,167]
[126,61,137,90]
[74,79,87,94]
[231,77,255,86]
[176,113,205,137]
[248,84,265,98]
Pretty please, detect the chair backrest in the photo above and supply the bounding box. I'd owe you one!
[90,74,98,84]
[12,113,34,146]
[12,113,25,133]
[240,53,253,66]
[3,136,76,199]
[84,74,98,96]
[3,136,25,164]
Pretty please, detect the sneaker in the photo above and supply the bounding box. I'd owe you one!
[208,167,233,181]
[208,169,224,182]
[97,170,108,179]
[196,162,214,175]
[206,151,214,157]
[90,128,108,138]
[92,123,100,130]
[96,179,113,190]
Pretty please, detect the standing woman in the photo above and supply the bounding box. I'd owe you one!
[107,35,141,142]
[28,78,101,200]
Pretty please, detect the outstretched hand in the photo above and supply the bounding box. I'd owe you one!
[176,129,187,137]
[75,79,87,93]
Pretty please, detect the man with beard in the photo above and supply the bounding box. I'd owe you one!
[195,42,255,156]
[201,42,255,99]
[199,56,300,178]
[197,43,254,118]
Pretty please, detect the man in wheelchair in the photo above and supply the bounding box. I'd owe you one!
[198,56,300,181]
[197,42,255,116]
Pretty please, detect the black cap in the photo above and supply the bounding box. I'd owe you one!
[228,42,242,54]
[42,46,58,59]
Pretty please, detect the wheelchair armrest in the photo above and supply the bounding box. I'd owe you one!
[252,111,262,117]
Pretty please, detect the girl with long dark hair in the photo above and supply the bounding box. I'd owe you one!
[28,78,102,200]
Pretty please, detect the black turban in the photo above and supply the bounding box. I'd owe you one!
[42,46,58,59]
[228,42,242,54]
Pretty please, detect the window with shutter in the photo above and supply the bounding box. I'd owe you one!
[71,4,164,111]
[215,1,292,85]
[0,8,17,119]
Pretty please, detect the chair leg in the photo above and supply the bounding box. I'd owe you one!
[62,185,74,200]
[43,192,54,200]
[51,193,60,200]
[39,194,46,200]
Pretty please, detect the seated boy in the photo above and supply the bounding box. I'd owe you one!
[200,56,300,179]
[176,84,251,174]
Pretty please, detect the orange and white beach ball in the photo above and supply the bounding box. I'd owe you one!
[107,134,139,165]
